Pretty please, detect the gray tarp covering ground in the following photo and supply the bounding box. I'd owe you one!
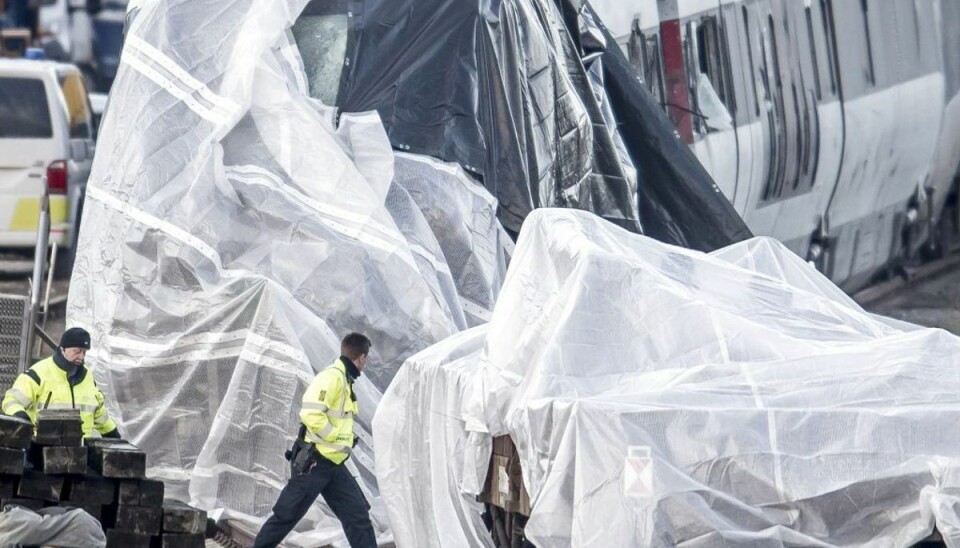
[375,208,960,547]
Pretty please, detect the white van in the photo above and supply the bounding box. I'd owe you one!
[0,59,95,275]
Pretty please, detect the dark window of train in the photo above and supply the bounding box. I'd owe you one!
[819,0,838,96]
[628,24,666,108]
[742,7,760,116]
[805,7,822,101]
[860,0,876,86]
[696,17,728,108]
[717,20,737,118]
[628,23,646,84]
[764,16,786,200]
[646,34,665,107]
[793,83,806,188]
[683,22,706,135]
[768,16,783,91]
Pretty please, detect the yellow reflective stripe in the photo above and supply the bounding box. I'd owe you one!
[316,422,334,438]
[46,403,97,413]
[307,363,354,419]
[302,401,352,420]
[324,363,351,415]
[94,414,109,425]
[2,401,24,414]
[304,430,352,455]
[6,389,32,408]
[302,401,330,412]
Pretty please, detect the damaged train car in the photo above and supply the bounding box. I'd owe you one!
[70,0,747,545]
[592,0,960,291]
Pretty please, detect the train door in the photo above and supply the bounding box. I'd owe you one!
[799,0,845,262]
[734,0,827,256]
[718,1,761,215]
[824,0,942,288]
[660,1,740,202]
[757,4,795,203]
[735,2,778,234]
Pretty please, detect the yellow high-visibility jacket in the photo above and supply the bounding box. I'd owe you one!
[2,356,118,437]
[300,358,358,465]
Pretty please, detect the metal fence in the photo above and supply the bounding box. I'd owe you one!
[0,293,29,394]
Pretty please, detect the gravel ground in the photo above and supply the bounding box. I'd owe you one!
[861,265,960,334]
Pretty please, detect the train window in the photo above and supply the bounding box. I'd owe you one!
[761,16,784,201]
[683,22,703,134]
[717,21,737,118]
[627,21,665,107]
[742,7,760,116]
[805,8,822,101]
[893,0,923,80]
[696,18,727,108]
[859,0,876,86]
[646,34,665,107]
[819,0,838,97]
[628,24,645,80]
[941,0,960,96]
[767,16,783,91]
[690,16,734,133]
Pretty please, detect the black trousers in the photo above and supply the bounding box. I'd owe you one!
[252,457,376,548]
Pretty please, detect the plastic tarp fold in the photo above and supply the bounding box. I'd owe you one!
[375,208,960,547]
[70,0,753,544]
[68,0,510,545]
[0,506,106,548]
[314,0,751,247]
[332,0,642,235]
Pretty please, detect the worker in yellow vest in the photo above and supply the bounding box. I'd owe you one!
[2,327,119,438]
[253,332,375,548]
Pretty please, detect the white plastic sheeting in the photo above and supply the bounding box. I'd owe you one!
[375,208,960,548]
[0,506,106,548]
[67,0,509,545]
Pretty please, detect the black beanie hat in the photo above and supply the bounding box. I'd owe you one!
[59,327,91,350]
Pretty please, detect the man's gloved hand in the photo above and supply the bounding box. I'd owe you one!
[352,436,359,448]
[13,411,29,422]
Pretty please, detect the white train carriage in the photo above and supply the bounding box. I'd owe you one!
[592,0,960,290]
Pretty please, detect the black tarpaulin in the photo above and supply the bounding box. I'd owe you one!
[297,0,752,249]
[573,1,754,250]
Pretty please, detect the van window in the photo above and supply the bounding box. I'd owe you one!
[59,72,94,139]
[0,77,53,138]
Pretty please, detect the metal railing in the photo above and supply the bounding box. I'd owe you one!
[0,176,57,393]
[25,176,51,363]
[0,292,30,393]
